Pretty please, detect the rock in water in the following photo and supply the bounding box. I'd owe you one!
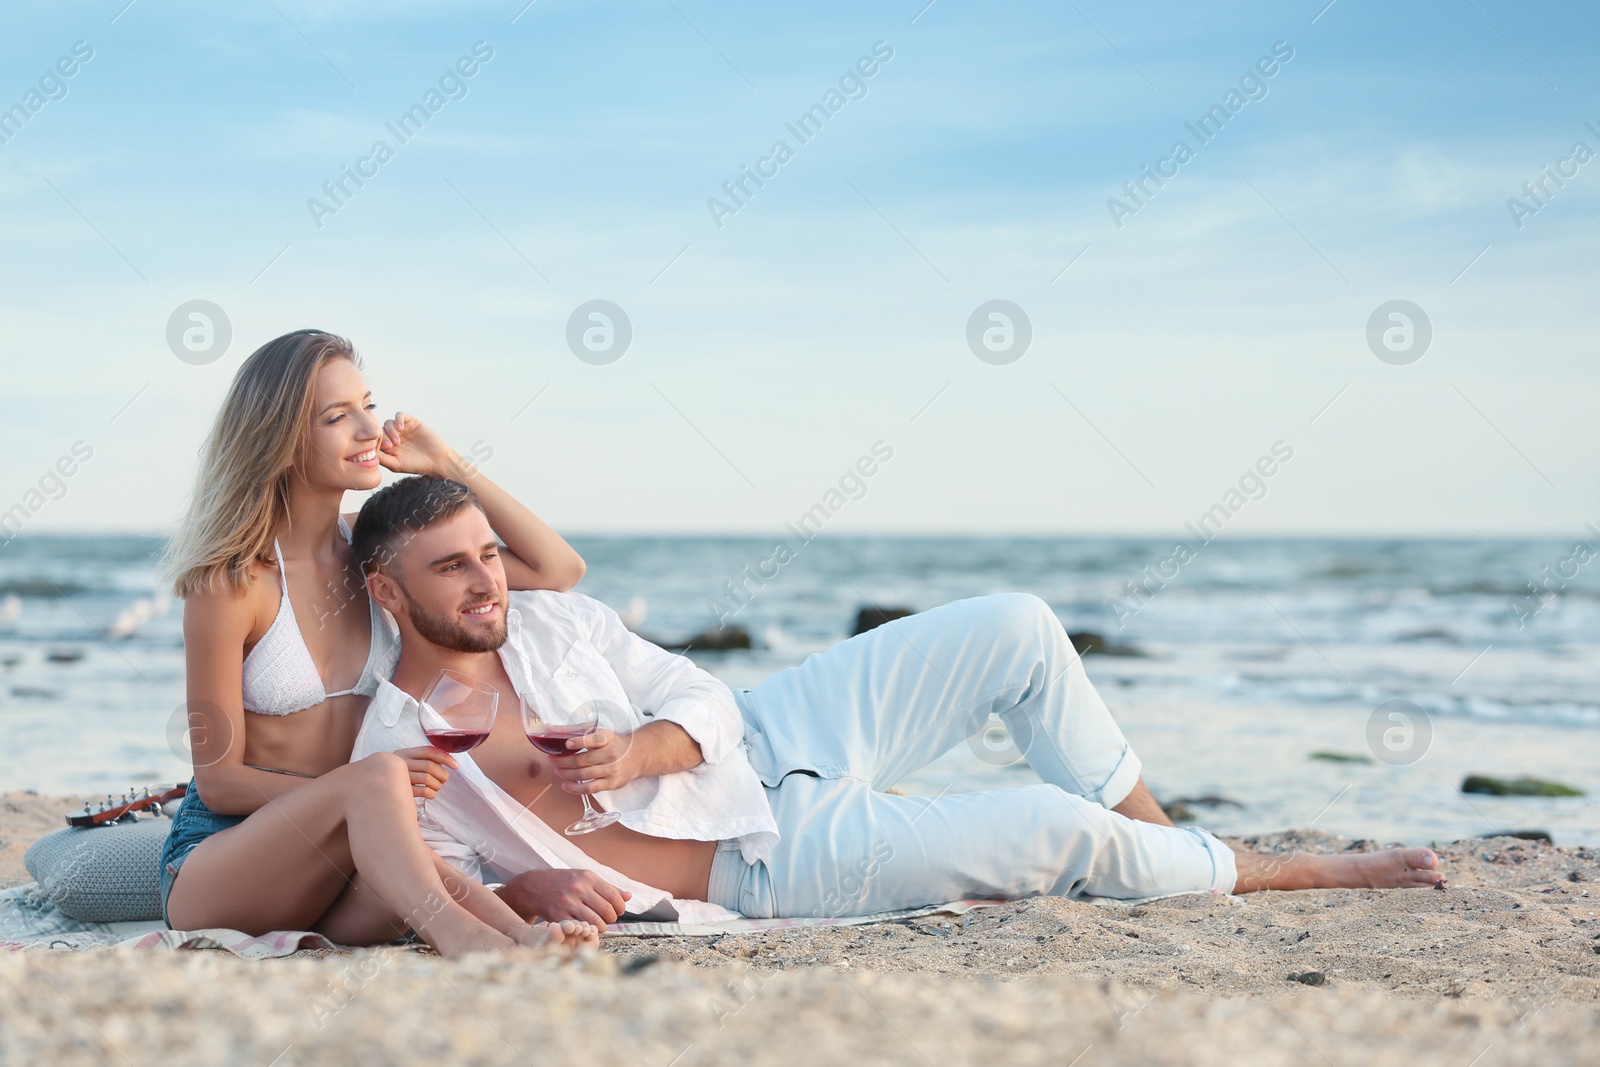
[1068,631,1146,657]
[1479,830,1553,843]
[1155,794,1245,822]
[1161,801,1195,823]
[852,606,915,636]
[1461,775,1585,797]
[1169,794,1244,809]
[1310,750,1373,764]
[849,609,1149,657]
[656,626,753,652]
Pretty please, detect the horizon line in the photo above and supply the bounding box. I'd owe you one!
[3,528,1593,543]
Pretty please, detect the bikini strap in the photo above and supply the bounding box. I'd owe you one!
[271,538,290,593]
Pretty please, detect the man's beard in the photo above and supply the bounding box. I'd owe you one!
[404,593,508,653]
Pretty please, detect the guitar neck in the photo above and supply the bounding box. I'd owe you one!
[66,783,188,827]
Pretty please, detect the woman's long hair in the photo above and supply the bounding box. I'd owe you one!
[162,329,359,598]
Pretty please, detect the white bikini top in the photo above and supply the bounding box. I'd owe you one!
[241,516,399,716]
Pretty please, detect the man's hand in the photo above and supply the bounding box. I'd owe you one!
[546,727,642,795]
[497,869,632,930]
[545,720,704,795]
[393,746,457,799]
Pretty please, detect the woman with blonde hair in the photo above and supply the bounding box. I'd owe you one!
[159,328,591,956]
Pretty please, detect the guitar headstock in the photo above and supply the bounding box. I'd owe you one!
[65,783,187,828]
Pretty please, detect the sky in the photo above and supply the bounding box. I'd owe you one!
[2,0,1598,538]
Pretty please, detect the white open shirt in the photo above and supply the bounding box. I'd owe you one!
[352,589,778,924]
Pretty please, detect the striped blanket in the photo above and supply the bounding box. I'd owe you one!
[0,882,1014,958]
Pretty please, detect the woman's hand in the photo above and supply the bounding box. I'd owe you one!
[546,728,643,795]
[376,412,462,479]
[394,745,458,799]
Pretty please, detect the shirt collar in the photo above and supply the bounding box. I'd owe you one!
[375,600,531,729]
[374,677,416,729]
[501,602,533,692]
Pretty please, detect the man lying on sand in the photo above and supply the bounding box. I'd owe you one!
[351,475,1446,929]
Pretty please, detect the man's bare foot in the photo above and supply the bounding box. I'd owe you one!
[512,919,600,950]
[1316,847,1446,890]
[1233,846,1446,893]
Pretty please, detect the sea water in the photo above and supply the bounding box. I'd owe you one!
[2,535,1596,846]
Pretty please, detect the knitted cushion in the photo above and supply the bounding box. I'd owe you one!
[24,818,171,924]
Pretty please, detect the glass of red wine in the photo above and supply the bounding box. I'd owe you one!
[416,669,498,827]
[520,688,623,836]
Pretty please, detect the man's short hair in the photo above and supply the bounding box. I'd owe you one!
[352,475,483,575]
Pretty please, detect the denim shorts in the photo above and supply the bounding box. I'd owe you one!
[158,779,243,927]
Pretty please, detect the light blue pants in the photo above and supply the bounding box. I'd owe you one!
[707,594,1237,918]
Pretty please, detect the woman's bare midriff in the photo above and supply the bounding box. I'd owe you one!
[240,696,370,778]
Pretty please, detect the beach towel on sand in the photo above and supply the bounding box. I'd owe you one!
[2,883,1225,958]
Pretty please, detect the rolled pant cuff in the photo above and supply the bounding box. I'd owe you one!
[1096,744,1143,810]
[1189,827,1238,894]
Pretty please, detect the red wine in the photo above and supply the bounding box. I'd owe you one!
[527,732,580,756]
[526,722,595,757]
[425,728,490,753]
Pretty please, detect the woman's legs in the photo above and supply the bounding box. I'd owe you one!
[167,753,560,956]
[313,854,463,946]
[315,853,598,949]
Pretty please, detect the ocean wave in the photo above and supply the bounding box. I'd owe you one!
[0,578,92,598]
[1195,671,1600,729]
[1401,689,1600,730]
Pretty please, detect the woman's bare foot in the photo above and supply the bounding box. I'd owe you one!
[512,919,600,950]
[422,912,519,958]
[1233,846,1446,893]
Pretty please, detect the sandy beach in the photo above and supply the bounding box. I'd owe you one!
[5,0,1596,1060]
[3,791,1597,1065]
